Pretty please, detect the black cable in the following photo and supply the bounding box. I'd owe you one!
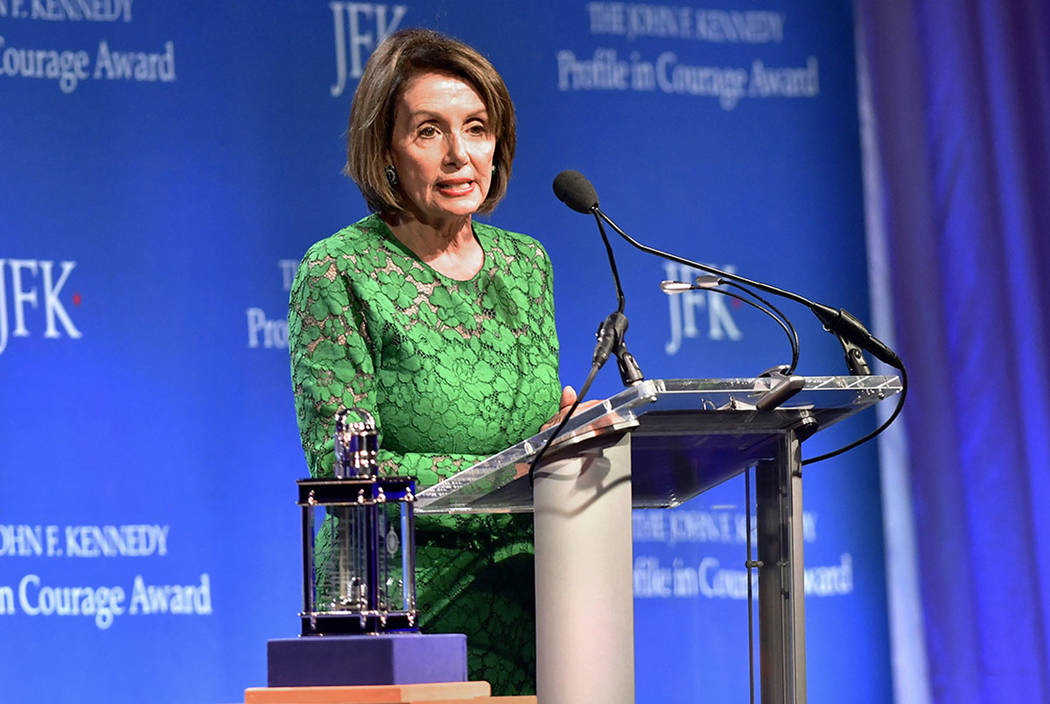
[707,276,908,464]
[525,205,633,486]
[673,277,906,463]
[718,279,800,375]
[527,361,601,486]
[802,362,909,465]
[702,280,800,376]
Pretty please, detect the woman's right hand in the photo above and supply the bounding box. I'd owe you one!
[541,385,602,430]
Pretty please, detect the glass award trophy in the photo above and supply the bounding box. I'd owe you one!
[297,408,417,635]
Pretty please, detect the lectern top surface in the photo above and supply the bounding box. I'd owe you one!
[415,376,901,514]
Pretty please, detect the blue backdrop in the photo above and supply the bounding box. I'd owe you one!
[857,1,1050,702]
[1,2,892,701]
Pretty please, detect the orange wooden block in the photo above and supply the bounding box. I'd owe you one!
[244,681,491,704]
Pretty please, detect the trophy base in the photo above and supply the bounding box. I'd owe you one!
[267,632,467,687]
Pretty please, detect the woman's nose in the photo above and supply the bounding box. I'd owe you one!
[444,132,469,165]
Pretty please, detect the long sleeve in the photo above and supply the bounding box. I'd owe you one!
[289,238,371,478]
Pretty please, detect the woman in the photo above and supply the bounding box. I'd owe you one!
[288,28,575,695]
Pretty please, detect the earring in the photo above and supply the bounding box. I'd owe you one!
[491,164,497,175]
[385,164,399,188]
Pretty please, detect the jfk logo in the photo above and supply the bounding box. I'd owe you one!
[329,2,407,98]
[0,259,82,355]
[663,261,742,355]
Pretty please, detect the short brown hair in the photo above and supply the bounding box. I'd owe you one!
[345,29,516,215]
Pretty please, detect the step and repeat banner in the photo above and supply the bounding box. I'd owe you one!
[1,2,892,702]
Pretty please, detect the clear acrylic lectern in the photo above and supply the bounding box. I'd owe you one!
[416,376,902,704]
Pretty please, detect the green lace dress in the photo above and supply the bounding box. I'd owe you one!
[288,213,561,695]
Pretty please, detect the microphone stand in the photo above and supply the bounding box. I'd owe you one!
[585,202,907,466]
[527,212,646,487]
[591,206,902,374]
[552,168,905,465]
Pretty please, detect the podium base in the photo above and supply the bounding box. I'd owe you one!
[267,633,467,687]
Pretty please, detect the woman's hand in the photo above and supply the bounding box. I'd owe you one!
[541,385,602,430]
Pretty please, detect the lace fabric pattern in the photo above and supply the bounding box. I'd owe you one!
[289,214,561,694]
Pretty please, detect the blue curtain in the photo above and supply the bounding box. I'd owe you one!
[857,1,1050,701]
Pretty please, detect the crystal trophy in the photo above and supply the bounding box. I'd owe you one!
[297,408,417,634]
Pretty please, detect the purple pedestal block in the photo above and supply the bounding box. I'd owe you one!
[267,633,468,687]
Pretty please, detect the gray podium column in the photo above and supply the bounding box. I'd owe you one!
[756,431,807,704]
[533,433,634,704]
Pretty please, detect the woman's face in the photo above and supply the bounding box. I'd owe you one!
[388,72,496,226]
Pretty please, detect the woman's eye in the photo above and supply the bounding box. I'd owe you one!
[418,125,438,138]
[467,123,488,136]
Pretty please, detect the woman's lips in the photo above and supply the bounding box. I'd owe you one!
[436,179,475,196]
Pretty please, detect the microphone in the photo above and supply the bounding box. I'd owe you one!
[659,280,696,294]
[553,169,904,372]
[553,170,599,213]
[660,276,722,293]
[552,170,644,387]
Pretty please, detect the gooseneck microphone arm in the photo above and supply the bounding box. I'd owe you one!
[663,276,801,376]
[553,169,903,372]
[594,213,645,385]
[594,211,625,315]
[600,208,903,369]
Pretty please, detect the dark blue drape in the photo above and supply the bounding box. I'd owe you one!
[858,1,1050,701]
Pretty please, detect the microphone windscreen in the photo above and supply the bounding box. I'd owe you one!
[553,170,599,213]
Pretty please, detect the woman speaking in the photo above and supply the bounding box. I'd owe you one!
[289,28,574,695]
